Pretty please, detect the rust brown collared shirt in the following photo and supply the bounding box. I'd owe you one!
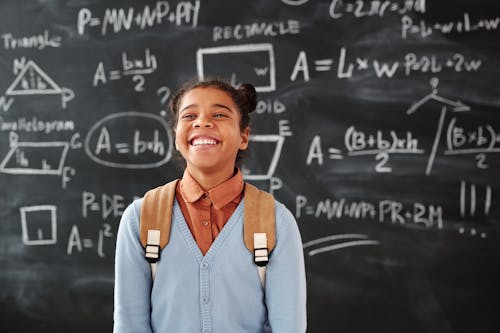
[176,169,244,255]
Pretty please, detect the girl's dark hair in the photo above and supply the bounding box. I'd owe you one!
[168,79,257,164]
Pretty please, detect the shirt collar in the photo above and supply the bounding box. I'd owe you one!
[179,169,244,209]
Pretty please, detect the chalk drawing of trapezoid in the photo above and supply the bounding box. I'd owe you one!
[20,205,57,245]
[0,141,69,175]
[6,60,63,96]
[196,43,276,92]
[242,135,284,181]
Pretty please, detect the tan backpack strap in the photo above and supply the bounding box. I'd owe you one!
[243,183,276,256]
[140,179,179,264]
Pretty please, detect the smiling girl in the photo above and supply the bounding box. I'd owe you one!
[114,80,307,332]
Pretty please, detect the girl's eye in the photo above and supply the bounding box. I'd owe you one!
[214,113,227,118]
[181,114,195,119]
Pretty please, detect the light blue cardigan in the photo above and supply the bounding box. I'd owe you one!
[114,197,307,333]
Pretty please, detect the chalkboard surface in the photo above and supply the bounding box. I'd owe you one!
[1,0,499,332]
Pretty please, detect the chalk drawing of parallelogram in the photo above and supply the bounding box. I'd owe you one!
[242,135,284,181]
[20,205,57,246]
[0,141,69,175]
[6,60,63,96]
[197,43,276,92]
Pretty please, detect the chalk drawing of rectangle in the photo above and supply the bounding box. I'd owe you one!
[20,205,57,245]
[0,141,69,175]
[197,43,276,92]
[243,135,284,181]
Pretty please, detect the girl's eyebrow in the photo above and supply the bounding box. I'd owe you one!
[213,103,233,112]
[180,104,196,112]
[180,103,233,113]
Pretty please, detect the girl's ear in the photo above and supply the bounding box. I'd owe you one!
[239,126,250,150]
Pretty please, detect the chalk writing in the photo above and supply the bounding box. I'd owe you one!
[67,224,113,258]
[0,116,75,133]
[459,181,492,218]
[255,99,287,114]
[329,0,426,19]
[445,118,500,168]
[306,131,422,173]
[93,48,157,91]
[84,112,172,169]
[1,30,62,50]
[404,53,482,75]
[291,48,481,81]
[213,20,301,42]
[296,195,443,229]
[77,1,200,36]
[402,13,500,39]
[303,233,380,256]
[82,191,127,220]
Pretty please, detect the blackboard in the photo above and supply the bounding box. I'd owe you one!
[1,0,499,332]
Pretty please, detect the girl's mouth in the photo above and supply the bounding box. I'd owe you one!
[190,136,220,146]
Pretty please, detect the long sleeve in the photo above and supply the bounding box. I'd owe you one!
[113,200,153,333]
[265,204,307,332]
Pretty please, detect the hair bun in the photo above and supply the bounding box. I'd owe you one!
[237,83,257,113]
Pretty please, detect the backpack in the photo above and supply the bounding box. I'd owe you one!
[139,180,276,287]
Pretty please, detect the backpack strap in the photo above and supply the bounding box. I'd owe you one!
[139,180,276,288]
[139,179,179,280]
[243,183,276,287]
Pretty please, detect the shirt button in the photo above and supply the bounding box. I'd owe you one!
[202,262,209,269]
[202,297,209,304]
[202,220,209,226]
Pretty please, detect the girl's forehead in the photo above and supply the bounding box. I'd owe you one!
[181,87,235,105]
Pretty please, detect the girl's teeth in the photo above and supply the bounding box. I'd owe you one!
[192,139,217,146]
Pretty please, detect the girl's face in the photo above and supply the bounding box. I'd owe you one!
[175,87,250,176]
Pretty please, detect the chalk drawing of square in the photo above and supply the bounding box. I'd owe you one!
[197,43,276,92]
[242,135,284,181]
[0,141,69,175]
[20,205,57,245]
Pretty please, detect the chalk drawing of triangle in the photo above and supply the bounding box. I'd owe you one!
[6,61,62,96]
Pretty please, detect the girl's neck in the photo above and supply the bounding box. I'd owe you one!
[186,165,236,190]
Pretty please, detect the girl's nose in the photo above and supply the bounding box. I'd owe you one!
[193,114,213,128]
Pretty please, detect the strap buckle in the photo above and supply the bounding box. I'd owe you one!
[254,247,269,267]
[253,233,269,267]
[145,230,161,263]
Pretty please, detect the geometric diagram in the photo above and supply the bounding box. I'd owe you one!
[20,205,57,245]
[302,233,380,256]
[84,112,172,169]
[459,181,492,217]
[406,77,471,175]
[5,60,74,109]
[241,134,284,181]
[196,43,276,92]
[406,78,470,115]
[0,141,69,175]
